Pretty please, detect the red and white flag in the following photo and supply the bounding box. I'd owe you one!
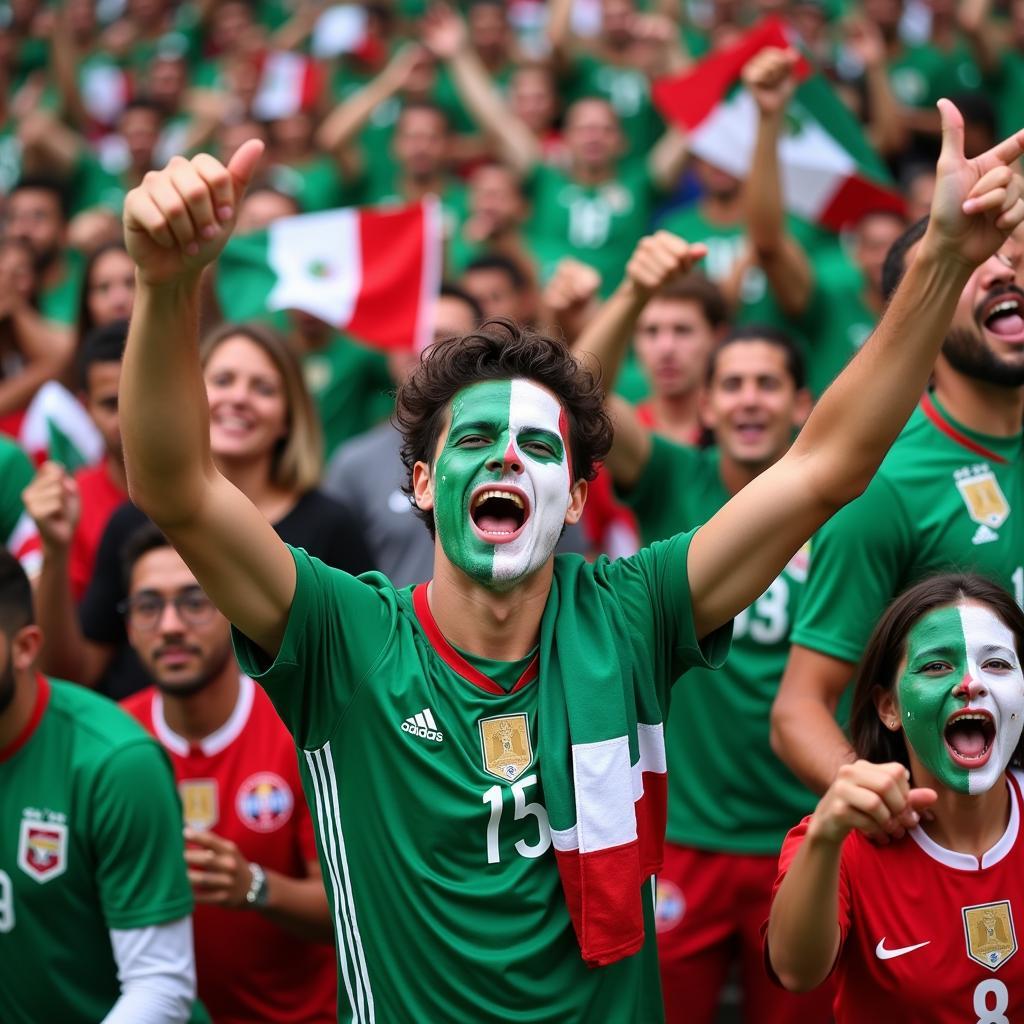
[653,18,904,230]
[217,200,443,352]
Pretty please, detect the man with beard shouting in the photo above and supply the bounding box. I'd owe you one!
[773,212,1024,802]
[119,99,1024,1023]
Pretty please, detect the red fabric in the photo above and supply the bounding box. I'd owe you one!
[349,203,437,352]
[0,674,50,763]
[579,466,639,554]
[14,464,127,601]
[658,843,833,1024]
[819,175,906,231]
[555,769,668,966]
[122,683,336,1024]
[765,773,1024,1022]
[652,18,810,131]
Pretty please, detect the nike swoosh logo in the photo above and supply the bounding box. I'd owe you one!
[875,938,930,960]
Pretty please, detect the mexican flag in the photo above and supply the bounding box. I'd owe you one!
[216,200,442,352]
[653,17,904,230]
[252,51,326,120]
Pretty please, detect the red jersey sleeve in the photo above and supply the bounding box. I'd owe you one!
[762,815,853,986]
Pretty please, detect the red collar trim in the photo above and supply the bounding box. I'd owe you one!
[921,394,1009,465]
[0,673,50,763]
[412,584,539,695]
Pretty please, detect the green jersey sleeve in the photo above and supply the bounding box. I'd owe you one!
[790,474,912,664]
[602,530,732,709]
[88,740,193,930]
[0,439,33,544]
[231,545,395,749]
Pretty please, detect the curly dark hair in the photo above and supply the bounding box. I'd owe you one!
[849,572,1024,771]
[395,318,613,534]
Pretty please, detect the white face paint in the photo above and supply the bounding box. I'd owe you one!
[959,604,1024,794]
[490,379,572,584]
[434,377,572,589]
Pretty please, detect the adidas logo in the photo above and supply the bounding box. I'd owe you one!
[972,524,1000,545]
[401,708,443,743]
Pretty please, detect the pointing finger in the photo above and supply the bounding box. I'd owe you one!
[937,98,965,166]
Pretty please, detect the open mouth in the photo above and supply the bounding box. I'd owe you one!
[944,709,996,768]
[981,293,1024,343]
[469,485,530,544]
[733,421,767,443]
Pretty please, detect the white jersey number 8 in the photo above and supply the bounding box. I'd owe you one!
[974,978,1009,1024]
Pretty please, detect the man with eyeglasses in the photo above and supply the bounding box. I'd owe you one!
[119,523,336,1024]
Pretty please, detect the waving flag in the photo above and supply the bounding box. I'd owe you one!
[216,200,442,352]
[653,18,904,230]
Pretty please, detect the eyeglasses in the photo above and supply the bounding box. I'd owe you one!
[118,589,218,631]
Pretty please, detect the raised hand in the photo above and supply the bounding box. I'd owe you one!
[626,231,708,299]
[123,139,264,288]
[742,46,798,118]
[421,4,468,61]
[22,462,80,551]
[924,99,1024,270]
[808,760,937,846]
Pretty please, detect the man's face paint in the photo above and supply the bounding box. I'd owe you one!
[898,602,1024,794]
[433,378,572,589]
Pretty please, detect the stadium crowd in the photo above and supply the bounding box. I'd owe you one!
[2,0,1024,1022]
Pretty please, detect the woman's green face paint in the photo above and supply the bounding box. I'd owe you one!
[897,602,1024,795]
[432,378,571,589]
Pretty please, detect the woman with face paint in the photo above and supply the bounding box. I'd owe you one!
[766,573,1024,1021]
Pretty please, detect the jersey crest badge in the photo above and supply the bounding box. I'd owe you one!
[236,772,294,833]
[955,466,1010,530]
[18,818,68,883]
[479,714,534,783]
[180,778,219,831]
[963,900,1017,971]
[654,878,686,934]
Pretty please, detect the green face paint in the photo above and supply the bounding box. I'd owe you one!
[432,378,571,589]
[897,603,1024,795]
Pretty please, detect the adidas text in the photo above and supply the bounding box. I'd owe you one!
[402,708,443,743]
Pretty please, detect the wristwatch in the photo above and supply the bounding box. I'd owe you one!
[245,862,269,908]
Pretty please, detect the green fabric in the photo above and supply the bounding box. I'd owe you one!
[0,121,21,197]
[788,250,878,397]
[562,54,664,167]
[0,436,33,545]
[459,646,536,693]
[526,163,660,298]
[793,396,1024,666]
[0,679,193,1024]
[301,332,393,458]
[231,534,726,1021]
[266,155,358,213]
[654,204,833,327]
[986,50,1024,140]
[887,40,981,108]
[38,249,85,328]
[621,437,816,853]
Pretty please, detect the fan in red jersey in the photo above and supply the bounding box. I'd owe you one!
[766,572,1024,1023]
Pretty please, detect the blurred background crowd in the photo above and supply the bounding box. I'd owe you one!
[0,0,1020,1021]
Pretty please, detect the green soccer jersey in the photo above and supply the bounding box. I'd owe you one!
[621,438,817,853]
[526,163,660,298]
[233,536,728,1023]
[793,395,1024,666]
[562,54,664,167]
[654,204,834,329]
[0,677,194,1024]
[986,49,1024,141]
[0,437,34,546]
[301,331,394,457]
[38,250,86,328]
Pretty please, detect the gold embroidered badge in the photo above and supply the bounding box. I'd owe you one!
[963,900,1017,971]
[179,778,219,831]
[956,469,1010,529]
[479,714,533,783]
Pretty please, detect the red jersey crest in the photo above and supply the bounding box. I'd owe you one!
[17,818,68,883]
[235,772,294,833]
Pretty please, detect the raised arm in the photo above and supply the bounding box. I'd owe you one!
[767,761,935,991]
[573,232,706,487]
[742,47,813,317]
[844,17,907,157]
[687,100,1024,638]
[120,142,296,658]
[422,5,540,178]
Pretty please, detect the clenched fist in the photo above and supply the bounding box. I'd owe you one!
[123,140,264,287]
[625,231,708,299]
[22,462,80,551]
